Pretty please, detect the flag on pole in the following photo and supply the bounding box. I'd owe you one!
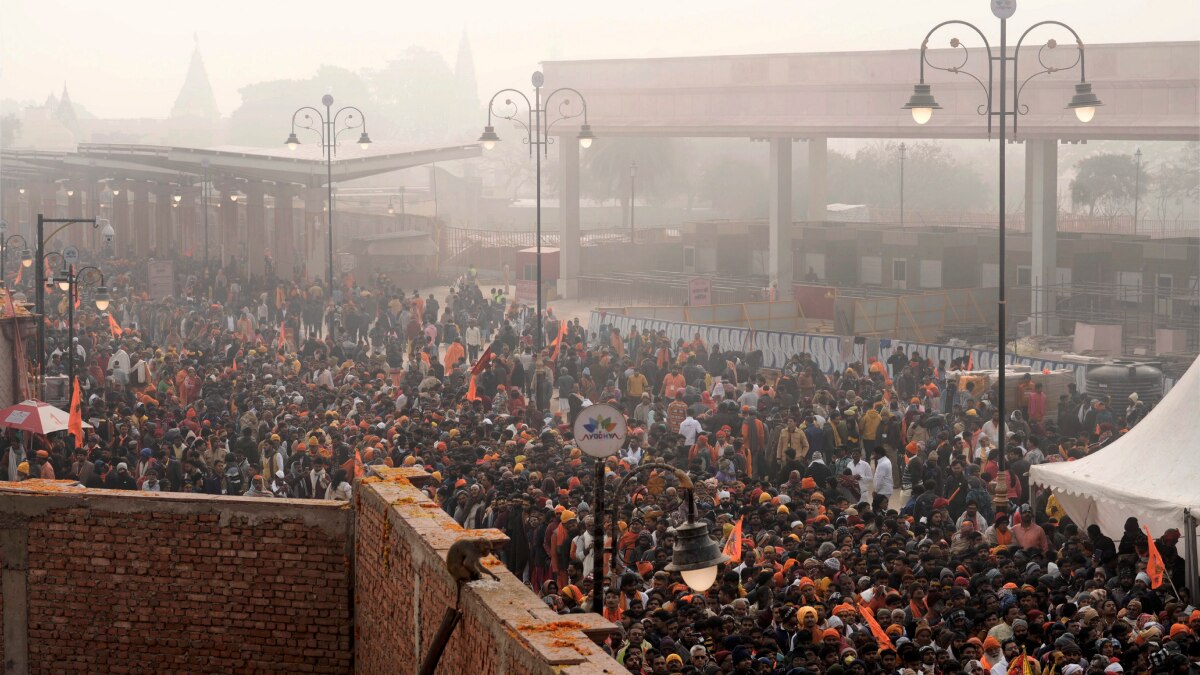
[550,319,569,361]
[278,319,287,348]
[466,373,480,401]
[353,448,365,478]
[68,377,84,449]
[13,265,21,286]
[966,352,975,371]
[722,516,744,563]
[1145,525,1165,589]
[108,313,123,338]
[858,602,895,650]
[471,343,495,375]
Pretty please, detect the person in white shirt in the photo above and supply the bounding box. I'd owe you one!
[464,323,483,362]
[871,446,893,509]
[678,414,702,448]
[849,446,873,501]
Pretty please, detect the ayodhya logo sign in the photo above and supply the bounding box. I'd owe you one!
[581,415,619,440]
[573,403,628,458]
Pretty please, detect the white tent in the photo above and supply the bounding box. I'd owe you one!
[1030,355,1200,597]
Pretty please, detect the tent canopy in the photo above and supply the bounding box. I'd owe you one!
[1030,355,1200,541]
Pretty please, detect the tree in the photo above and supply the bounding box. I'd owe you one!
[1069,153,1142,219]
[0,113,21,147]
[698,156,767,218]
[1151,142,1199,221]
[582,138,683,227]
[229,66,374,147]
[826,141,989,213]
[369,47,473,144]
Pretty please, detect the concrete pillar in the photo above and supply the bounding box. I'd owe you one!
[274,183,295,282]
[558,140,581,298]
[1026,139,1059,336]
[180,186,197,259]
[111,186,129,255]
[132,182,152,259]
[218,185,238,271]
[303,186,326,281]
[806,137,828,222]
[245,181,267,280]
[768,138,794,293]
[1,186,20,237]
[154,184,175,258]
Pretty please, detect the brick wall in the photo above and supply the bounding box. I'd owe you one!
[0,482,352,673]
[354,468,622,675]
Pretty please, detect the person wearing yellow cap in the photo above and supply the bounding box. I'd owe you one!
[550,508,580,588]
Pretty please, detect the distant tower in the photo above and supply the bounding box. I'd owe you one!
[454,29,480,115]
[169,34,221,146]
[55,83,79,135]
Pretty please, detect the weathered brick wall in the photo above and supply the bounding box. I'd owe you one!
[354,468,621,675]
[0,482,353,673]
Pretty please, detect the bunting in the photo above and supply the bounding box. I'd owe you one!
[722,516,743,563]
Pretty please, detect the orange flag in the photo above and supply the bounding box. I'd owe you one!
[550,319,569,361]
[858,602,895,650]
[13,265,21,286]
[231,358,238,372]
[466,373,480,401]
[67,377,84,449]
[278,319,287,347]
[353,449,365,478]
[722,516,743,563]
[1145,525,1165,589]
[108,313,123,338]
[966,352,975,371]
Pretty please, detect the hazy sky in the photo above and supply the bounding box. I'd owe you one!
[2,0,1197,119]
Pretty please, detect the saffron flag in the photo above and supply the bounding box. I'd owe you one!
[966,352,975,371]
[108,313,123,338]
[858,602,895,651]
[471,343,495,376]
[67,377,84,449]
[278,319,287,348]
[13,265,21,286]
[466,373,480,401]
[722,516,743,563]
[1145,525,1165,589]
[550,319,569,360]
[353,449,365,478]
[231,358,238,372]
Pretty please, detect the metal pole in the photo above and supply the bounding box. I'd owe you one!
[899,143,906,227]
[66,271,74,444]
[1133,148,1141,234]
[1,230,6,286]
[997,17,1008,474]
[630,161,637,243]
[534,83,544,353]
[326,98,335,293]
[35,215,45,398]
[591,460,605,614]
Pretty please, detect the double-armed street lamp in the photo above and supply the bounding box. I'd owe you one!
[0,220,32,288]
[902,0,1101,485]
[284,95,372,294]
[478,71,594,354]
[46,254,108,442]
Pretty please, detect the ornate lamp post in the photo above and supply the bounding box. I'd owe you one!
[902,0,1101,493]
[49,258,108,440]
[284,95,372,292]
[478,71,594,354]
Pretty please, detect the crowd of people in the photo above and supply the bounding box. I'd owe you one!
[2,255,1195,675]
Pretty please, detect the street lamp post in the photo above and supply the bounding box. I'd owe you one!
[903,2,1101,484]
[285,94,372,293]
[49,259,108,449]
[479,71,594,355]
[201,157,212,270]
[898,143,906,228]
[603,462,729,607]
[1133,147,1142,234]
[34,214,112,397]
[0,221,31,289]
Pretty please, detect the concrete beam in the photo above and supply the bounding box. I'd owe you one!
[806,137,827,223]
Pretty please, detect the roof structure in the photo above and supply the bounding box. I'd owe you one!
[171,38,220,120]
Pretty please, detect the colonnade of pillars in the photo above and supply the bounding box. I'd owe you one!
[0,178,330,283]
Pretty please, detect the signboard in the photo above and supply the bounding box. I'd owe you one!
[688,277,712,307]
[146,259,175,301]
[62,246,79,268]
[572,403,627,459]
[516,279,538,304]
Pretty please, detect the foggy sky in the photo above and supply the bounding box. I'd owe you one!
[2,0,1197,119]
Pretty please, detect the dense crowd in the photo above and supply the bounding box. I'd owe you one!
[2,256,1195,675]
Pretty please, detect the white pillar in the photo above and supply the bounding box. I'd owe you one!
[1026,139,1058,336]
[559,139,581,299]
[806,137,828,222]
[768,139,794,293]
